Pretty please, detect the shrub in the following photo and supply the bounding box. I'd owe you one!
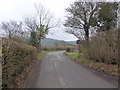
[80,29,118,65]
[66,47,74,52]
[2,38,37,88]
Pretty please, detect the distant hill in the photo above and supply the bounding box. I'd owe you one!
[41,38,76,46]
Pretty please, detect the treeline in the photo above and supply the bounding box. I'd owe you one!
[64,1,119,65]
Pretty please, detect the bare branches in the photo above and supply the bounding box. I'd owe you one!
[64,1,99,41]
[1,20,23,38]
[24,17,37,32]
[65,28,85,40]
[34,3,60,29]
[24,3,60,52]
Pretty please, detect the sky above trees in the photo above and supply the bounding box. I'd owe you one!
[0,0,118,41]
[0,0,77,41]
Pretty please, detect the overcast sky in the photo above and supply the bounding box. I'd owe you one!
[0,0,78,41]
[0,0,118,41]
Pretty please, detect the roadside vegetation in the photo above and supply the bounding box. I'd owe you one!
[0,3,60,88]
[2,38,49,88]
[65,52,118,80]
[42,45,73,51]
[64,1,119,81]
[0,1,120,88]
[2,38,37,88]
[65,29,119,81]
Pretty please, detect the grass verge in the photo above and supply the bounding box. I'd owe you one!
[37,51,48,59]
[65,52,119,81]
[65,52,89,64]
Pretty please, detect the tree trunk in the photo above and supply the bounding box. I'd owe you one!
[78,43,80,57]
[85,27,89,41]
[9,31,12,38]
[39,43,42,53]
[37,40,42,53]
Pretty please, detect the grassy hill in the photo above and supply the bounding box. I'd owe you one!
[41,38,76,46]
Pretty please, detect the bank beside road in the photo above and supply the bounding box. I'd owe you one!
[2,38,49,88]
[65,52,119,82]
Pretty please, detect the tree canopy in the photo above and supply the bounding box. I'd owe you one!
[64,1,118,41]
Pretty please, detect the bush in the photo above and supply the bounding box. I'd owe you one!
[2,38,37,88]
[66,47,74,52]
[80,29,118,65]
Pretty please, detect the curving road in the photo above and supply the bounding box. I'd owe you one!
[30,51,118,88]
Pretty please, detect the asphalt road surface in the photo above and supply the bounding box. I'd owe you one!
[31,51,118,88]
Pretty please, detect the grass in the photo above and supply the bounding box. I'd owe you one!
[37,50,62,59]
[65,52,89,64]
[37,51,49,60]
[65,52,118,80]
[66,45,74,48]
[38,50,65,59]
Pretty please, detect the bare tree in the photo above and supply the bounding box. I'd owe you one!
[24,17,38,48]
[64,1,100,41]
[64,1,118,41]
[1,20,23,38]
[25,4,60,52]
